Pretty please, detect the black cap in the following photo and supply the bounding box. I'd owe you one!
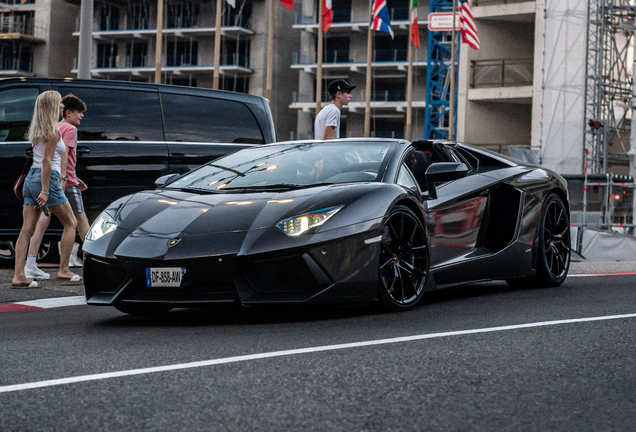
[328,79,356,96]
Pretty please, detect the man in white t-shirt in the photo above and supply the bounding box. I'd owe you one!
[314,79,356,140]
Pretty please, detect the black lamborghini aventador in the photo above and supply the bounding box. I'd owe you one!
[83,138,571,315]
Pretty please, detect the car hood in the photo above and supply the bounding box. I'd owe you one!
[100,183,392,260]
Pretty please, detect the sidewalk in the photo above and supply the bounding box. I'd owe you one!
[0,265,84,305]
[1,261,634,306]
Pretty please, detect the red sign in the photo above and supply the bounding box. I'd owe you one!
[428,12,459,31]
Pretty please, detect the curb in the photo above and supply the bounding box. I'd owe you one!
[0,296,85,314]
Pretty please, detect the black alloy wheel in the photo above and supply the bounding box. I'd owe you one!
[536,193,571,285]
[506,193,571,288]
[378,205,429,311]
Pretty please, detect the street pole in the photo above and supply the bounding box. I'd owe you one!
[405,23,414,141]
[364,0,373,138]
[78,0,94,79]
[449,0,457,141]
[316,1,324,116]
[266,0,274,101]
[213,0,223,89]
[154,0,164,83]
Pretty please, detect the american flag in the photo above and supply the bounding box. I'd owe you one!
[459,0,480,50]
[371,0,394,38]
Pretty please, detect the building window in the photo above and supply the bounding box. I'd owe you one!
[221,76,249,93]
[128,2,150,30]
[374,34,407,62]
[167,0,200,28]
[126,42,147,67]
[323,37,349,63]
[166,40,198,66]
[0,11,35,36]
[0,42,33,72]
[98,6,119,31]
[222,39,249,68]
[97,43,118,68]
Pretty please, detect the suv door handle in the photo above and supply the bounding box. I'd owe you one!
[76,147,90,155]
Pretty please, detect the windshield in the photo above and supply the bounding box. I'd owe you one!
[168,141,395,191]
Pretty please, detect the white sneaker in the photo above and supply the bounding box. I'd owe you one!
[25,265,50,280]
[68,242,83,268]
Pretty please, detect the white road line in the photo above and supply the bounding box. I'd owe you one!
[17,296,85,309]
[2,312,636,394]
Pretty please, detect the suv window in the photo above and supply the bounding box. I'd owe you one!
[59,87,163,141]
[0,87,39,142]
[162,93,264,144]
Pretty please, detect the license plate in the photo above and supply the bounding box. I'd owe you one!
[146,267,186,287]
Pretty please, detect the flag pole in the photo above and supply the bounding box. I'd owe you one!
[449,0,457,141]
[213,0,223,89]
[405,19,414,141]
[364,0,373,137]
[154,0,164,83]
[266,0,275,101]
[316,1,324,116]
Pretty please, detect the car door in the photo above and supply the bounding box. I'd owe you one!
[161,92,265,174]
[404,146,498,281]
[0,85,44,238]
[56,86,169,223]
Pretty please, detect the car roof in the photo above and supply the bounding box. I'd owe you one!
[0,77,268,105]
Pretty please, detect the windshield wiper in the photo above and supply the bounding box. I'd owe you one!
[178,187,222,194]
[223,183,334,191]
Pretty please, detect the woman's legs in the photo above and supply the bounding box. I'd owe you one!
[13,205,44,284]
[49,201,77,278]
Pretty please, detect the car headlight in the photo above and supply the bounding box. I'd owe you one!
[277,206,344,236]
[88,211,118,241]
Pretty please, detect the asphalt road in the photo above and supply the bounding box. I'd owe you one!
[1,266,636,431]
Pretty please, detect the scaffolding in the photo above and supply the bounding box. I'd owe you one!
[583,0,633,175]
[424,0,458,140]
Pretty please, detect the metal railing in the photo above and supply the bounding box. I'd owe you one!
[372,130,405,139]
[470,58,533,88]
[223,13,251,29]
[374,48,407,62]
[0,14,35,36]
[221,52,249,68]
[473,0,531,5]
[167,53,198,67]
[0,53,32,72]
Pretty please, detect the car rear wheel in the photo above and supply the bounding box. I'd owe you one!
[378,205,429,311]
[506,193,571,288]
[115,304,173,316]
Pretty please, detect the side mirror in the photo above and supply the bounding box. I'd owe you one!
[424,162,469,199]
[155,173,180,188]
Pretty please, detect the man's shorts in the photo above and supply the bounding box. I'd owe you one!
[23,168,67,209]
[64,185,85,213]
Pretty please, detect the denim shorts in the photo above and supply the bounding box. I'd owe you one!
[22,168,68,209]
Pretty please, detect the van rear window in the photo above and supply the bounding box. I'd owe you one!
[161,93,264,144]
[59,87,163,141]
[0,87,39,142]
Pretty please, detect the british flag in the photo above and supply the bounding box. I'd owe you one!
[371,0,393,38]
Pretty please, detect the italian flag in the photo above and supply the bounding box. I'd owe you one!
[410,0,419,48]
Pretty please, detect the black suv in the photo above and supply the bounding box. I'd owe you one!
[0,78,277,264]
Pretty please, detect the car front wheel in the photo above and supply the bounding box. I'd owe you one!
[377,205,429,311]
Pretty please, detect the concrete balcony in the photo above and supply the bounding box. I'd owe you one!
[472,0,536,22]
[293,7,424,33]
[290,90,426,113]
[291,49,427,73]
[468,58,533,103]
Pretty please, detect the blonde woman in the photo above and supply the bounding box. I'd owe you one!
[11,91,78,288]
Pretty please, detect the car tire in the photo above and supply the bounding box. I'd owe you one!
[115,304,173,316]
[506,193,571,288]
[377,205,429,311]
[0,241,16,267]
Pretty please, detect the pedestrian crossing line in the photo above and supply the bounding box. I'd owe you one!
[1,311,636,394]
[0,296,85,313]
